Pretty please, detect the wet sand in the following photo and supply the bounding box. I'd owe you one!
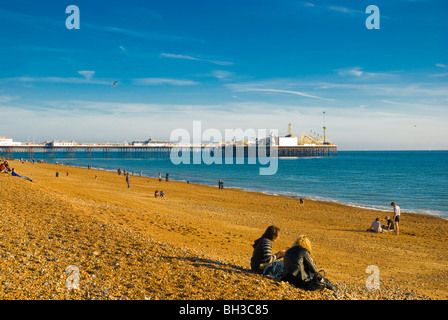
[1,160,447,300]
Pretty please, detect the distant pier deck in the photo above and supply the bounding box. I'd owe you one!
[0,144,337,160]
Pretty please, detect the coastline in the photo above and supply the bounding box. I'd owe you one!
[1,159,447,300]
[50,159,448,220]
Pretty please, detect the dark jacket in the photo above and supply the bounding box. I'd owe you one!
[280,246,317,288]
[250,237,282,273]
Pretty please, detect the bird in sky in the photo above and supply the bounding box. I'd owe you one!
[110,81,118,87]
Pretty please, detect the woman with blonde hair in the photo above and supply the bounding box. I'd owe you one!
[280,235,334,291]
[291,235,312,253]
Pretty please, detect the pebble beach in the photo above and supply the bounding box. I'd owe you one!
[1,160,447,300]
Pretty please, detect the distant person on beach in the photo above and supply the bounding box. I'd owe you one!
[11,168,33,182]
[160,190,165,198]
[159,172,162,182]
[218,180,223,189]
[383,216,394,231]
[250,225,286,280]
[367,218,383,233]
[300,198,304,205]
[118,168,121,175]
[155,190,160,198]
[165,172,169,182]
[280,235,335,291]
[126,173,130,188]
[391,202,401,235]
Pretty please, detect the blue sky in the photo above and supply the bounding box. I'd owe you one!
[0,0,447,150]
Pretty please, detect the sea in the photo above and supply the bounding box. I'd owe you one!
[10,150,448,219]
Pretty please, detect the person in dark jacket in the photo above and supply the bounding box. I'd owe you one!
[250,225,286,279]
[280,235,335,291]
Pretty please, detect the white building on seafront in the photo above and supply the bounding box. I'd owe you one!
[45,140,76,147]
[0,136,22,146]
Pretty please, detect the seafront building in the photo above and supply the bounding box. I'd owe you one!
[0,136,22,146]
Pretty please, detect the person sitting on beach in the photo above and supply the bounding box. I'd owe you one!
[250,225,286,280]
[0,162,6,173]
[280,235,335,291]
[11,168,33,182]
[160,191,165,198]
[154,190,160,198]
[367,218,383,233]
[3,161,11,173]
[382,216,394,231]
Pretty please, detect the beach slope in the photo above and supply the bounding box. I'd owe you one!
[1,161,447,300]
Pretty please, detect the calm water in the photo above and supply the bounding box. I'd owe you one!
[11,150,448,218]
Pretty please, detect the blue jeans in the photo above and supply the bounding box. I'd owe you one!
[263,261,284,280]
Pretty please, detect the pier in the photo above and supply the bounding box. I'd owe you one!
[0,144,337,160]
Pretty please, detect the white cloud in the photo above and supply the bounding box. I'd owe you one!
[132,78,199,86]
[337,67,394,78]
[2,73,109,85]
[82,23,203,43]
[430,73,448,78]
[327,6,362,15]
[211,70,234,80]
[228,84,335,101]
[160,53,233,66]
[78,71,95,81]
[0,94,20,103]
[338,67,364,77]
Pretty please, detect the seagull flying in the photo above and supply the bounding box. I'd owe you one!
[110,81,118,87]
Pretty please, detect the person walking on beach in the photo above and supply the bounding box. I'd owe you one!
[280,235,335,291]
[126,173,131,188]
[165,172,169,182]
[250,225,286,280]
[391,202,401,235]
[158,172,162,182]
